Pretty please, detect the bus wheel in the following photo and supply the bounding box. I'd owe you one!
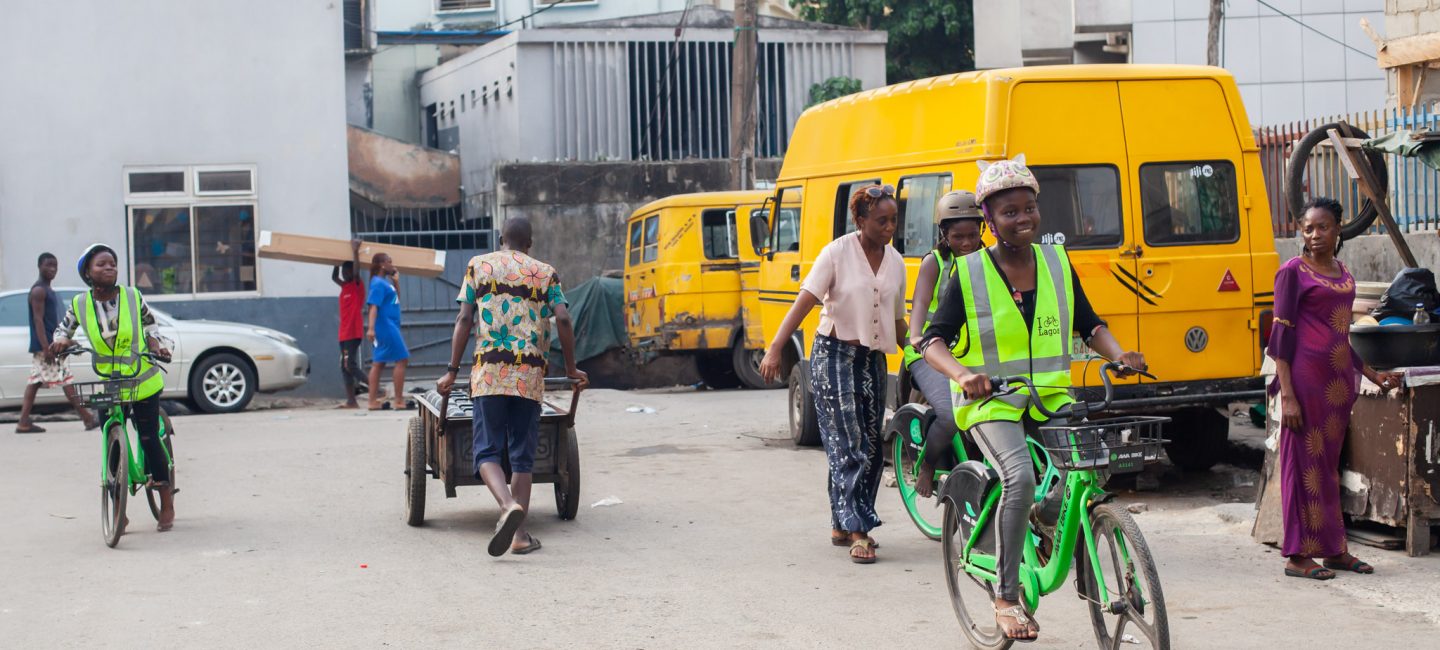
[696,353,742,390]
[732,342,783,390]
[1163,407,1229,472]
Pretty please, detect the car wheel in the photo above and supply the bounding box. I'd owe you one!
[190,352,257,414]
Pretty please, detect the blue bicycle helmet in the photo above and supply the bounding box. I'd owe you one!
[76,243,117,286]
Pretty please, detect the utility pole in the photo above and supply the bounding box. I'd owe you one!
[729,0,757,190]
[1207,0,1224,67]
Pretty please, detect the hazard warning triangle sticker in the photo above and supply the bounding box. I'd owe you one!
[1218,269,1240,292]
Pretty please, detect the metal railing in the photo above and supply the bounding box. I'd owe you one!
[1258,106,1440,238]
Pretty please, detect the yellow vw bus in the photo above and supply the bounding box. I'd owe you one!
[752,65,1279,470]
[623,190,782,389]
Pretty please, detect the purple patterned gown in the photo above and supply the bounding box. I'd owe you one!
[1267,256,1362,559]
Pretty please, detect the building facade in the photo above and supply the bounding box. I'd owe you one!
[974,0,1387,126]
[0,1,351,395]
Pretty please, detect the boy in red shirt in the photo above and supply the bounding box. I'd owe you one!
[332,239,367,408]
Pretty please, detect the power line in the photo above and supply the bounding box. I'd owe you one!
[1254,0,1376,60]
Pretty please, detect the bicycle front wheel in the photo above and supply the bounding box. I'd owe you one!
[942,502,1010,650]
[893,418,943,540]
[101,423,129,548]
[1076,504,1170,649]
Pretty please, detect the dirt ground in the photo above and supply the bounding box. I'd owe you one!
[2,387,1437,648]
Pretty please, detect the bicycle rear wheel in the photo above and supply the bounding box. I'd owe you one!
[146,415,175,521]
[892,410,943,540]
[1076,504,1170,649]
[941,502,1011,650]
[101,423,128,548]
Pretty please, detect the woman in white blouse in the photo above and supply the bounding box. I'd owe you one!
[759,185,907,564]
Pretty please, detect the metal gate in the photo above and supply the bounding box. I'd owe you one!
[351,200,493,383]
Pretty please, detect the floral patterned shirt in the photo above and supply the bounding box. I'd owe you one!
[457,250,567,402]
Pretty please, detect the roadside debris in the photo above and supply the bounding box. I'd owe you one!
[591,496,624,508]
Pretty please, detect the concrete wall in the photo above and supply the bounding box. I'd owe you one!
[346,58,374,129]
[371,45,442,143]
[1384,0,1440,107]
[420,36,522,200]
[1275,231,1440,282]
[496,158,782,283]
[0,1,351,298]
[1133,0,1385,126]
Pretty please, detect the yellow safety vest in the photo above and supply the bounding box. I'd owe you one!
[74,286,164,402]
[950,244,1075,430]
[902,252,966,367]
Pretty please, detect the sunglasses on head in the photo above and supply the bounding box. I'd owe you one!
[863,184,896,198]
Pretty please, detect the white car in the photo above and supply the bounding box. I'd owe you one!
[0,287,309,413]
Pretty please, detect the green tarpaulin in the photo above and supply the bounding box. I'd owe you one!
[1364,130,1440,173]
[548,276,626,365]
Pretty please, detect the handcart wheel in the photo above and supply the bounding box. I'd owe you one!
[146,415,176,521]
[405,416,427,526]
[554,426,581,520]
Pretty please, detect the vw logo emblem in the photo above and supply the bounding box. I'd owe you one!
[1184,327,1208,353]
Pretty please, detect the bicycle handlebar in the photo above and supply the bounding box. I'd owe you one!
[988,361,1154,422]
[56,345,169,378]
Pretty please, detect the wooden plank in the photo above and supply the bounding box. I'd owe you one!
[1314,137,1367,149]
[1327,128,1419,268]
[256,230,446,278]
[1375,29,1440,69]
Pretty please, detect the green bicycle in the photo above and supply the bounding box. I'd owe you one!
[62,347,176,548]
[939,362,1170,649]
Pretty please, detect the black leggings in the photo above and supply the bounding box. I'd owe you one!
[125,394,170,483]
[340,338,366,395]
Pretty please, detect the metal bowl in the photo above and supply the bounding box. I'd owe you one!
[1349,323,1440,369]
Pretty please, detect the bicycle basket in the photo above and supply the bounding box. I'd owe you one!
[73,379,142,409]
[1037,416,1169,474]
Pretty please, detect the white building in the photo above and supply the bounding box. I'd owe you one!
[974,0,1387,126]
[0,1,351,394]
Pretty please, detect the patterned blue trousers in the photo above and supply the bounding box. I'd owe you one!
[811,335,885,533]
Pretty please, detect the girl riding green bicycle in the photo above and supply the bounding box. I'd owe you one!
[50,244,175,532]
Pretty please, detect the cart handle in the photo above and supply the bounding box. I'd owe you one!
[545,377,583,427]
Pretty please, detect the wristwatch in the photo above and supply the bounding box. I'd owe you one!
[446,365,461,374]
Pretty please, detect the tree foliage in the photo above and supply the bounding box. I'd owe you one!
[807,76,864,107]
[791,0,974,83]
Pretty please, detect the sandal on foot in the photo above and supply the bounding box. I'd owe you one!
[1285,565,1335,580]
[14,425,46,434]
[995,605,1038,643]
[1324,555,1374,574]
[830,531,879,548]
[488,505,526,557]
[512,534,542,555]
[849,538,876,564]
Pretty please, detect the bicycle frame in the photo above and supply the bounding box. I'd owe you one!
[99,402,170,495]
[902,415,1064,508]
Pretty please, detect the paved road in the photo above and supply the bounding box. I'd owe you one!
[3,388,1437,647]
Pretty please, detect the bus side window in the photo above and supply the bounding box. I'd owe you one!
[833,179,880,239]
[643,215,660,263]
[771,186,804,253]
[897,174,952,256]
[702,209,738,260]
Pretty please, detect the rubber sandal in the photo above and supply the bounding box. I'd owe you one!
[849,538,876,564]
[830,532,879,548]
[14,425,46,434]
[512,534,542,555]
[488,505,526,557]
[995,605,1038,643]
[1285,565,1335,580]
[1324,556,1374,574]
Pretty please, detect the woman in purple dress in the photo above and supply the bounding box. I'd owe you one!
[1270,198,1402,580]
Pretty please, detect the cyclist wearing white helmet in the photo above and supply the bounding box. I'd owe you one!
[903,190,985,498]
[919,155,1145,642]
[51,243,176,531]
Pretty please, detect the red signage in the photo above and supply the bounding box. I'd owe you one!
[1218,269,1240,292]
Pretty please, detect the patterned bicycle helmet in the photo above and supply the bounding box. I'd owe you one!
[76,243,117,286]
[975,154,1040,206]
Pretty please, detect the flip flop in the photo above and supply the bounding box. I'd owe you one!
[1324,556,1374,574]
[512,534,542,555]
[84,420,102,431]
[849,538,877,564]
[14,425,46,434]
[830,532,879,548]
[1284,565,1335,580]
[488,505,527,557]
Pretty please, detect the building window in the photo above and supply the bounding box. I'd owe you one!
[125,165,259,297]
[537,0,597,6]
[701,209,738,260]
[437,0,494,12]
